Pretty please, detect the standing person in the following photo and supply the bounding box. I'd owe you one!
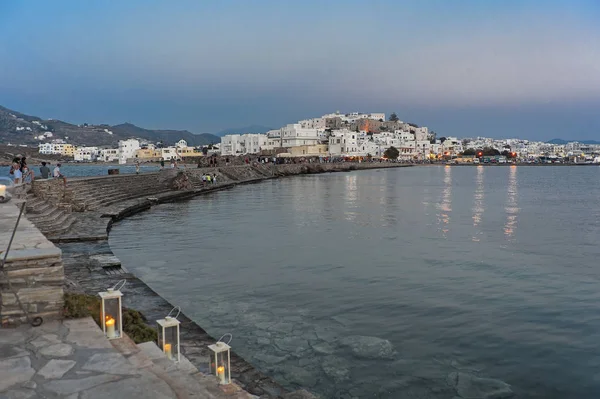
[135,161,140,174]
[202,174,207,186]
[53,163,67,186]
[206,174,212,184]
[170,158,175,168]
[212,173,217,184]
[160,158,165,170]
[20,157,34,182]
[11,158,22,184]
[39,162,50,179]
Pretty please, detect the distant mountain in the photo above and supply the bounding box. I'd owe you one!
[547,138,600,145]
[215,125,274,137]
[0,105,220,147]
[111,123,219,146]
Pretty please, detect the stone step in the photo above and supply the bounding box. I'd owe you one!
[41,216,77,237]
[27,204,64,221]
[31,212,75,234]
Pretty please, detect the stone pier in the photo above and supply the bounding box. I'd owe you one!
[0,202,65,326]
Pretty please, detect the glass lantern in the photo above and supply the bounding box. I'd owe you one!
[208,340,231,385]
[98,283,124,340]
[0,177,15,203]
[157,315,180,362]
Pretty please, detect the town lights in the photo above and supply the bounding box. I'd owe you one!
[99,280,125,340]
[157,307,181,362]
[208,334,232,385]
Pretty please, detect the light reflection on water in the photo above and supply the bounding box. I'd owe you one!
[110,166,600,398]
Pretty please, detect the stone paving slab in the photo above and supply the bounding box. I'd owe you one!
[0,317,260,398]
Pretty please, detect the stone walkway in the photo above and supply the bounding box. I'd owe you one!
[0,317,259,399]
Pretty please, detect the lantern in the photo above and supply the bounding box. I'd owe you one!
[0,177,15,203]
[208,334,232,385]
[98,280,125,340]
[157,307,181,362]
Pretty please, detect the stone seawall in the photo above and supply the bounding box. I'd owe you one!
[0,203,65,326]
[23,162,410,397]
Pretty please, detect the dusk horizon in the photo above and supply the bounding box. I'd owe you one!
[1,0,600,140]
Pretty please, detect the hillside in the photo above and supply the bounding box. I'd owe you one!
[547,138,600,145]
[0,105,220,147]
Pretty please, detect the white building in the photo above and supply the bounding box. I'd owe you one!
[280,124,324,147]
[38,143,54,155]
[118,139,140,164]
[220,134,267,155]
[74,147,99,162]
[100,148,119,162]
[175,139,188,148]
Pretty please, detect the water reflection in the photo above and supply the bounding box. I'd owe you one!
[504,166,519,240]
[344,174,358,222]
[436,166,452,237]
[472,166,485,242]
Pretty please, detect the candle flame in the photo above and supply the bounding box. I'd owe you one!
[105,317,115,326]
[217,366,225,374]
[164,343,172,351]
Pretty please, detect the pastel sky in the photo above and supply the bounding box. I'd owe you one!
[1,0,599,140]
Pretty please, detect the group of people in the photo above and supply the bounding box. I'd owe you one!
[8,157,66,185]
[202,173,218,185]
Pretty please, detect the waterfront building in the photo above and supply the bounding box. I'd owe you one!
[74,146,100,162]
[221,133,268,155]
[100,148,119,162]
[118,139,141,164]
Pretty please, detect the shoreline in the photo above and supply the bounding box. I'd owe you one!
[31,162,411,397]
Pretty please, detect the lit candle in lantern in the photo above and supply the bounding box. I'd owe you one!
[164,343,172,360]
[217,366,225,384]
[105,316,116,338]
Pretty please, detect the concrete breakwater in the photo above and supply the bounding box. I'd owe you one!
[24,162,411,397]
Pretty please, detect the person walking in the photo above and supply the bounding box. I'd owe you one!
[135,161,140,174]
[202,174,207,186]
[160,158,165,170]
[39,162,50,179]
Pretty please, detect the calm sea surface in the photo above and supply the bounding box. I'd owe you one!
[109,166,600,398]
[4,164,160,178]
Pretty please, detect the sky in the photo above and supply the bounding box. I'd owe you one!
[1,0,599,140]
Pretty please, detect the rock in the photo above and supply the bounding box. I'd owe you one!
[79,369,175,399]
[43,374,122,395]
[1,389,37,399]
[82,353,139,375]
[274,337,310,354]
[338,335,395,360]
[252,353,289,365]
[30,334,62,348]
[285,365,318,388]
[256,337,271,346]
[321,356,350,382]
[39,343,74,358]
[311,341,336,355]
[0,356,36,391]
[38,359,77,379]
[269,322,295,335]
[447,372,514,399]
[282,389,319,398]
[0,346,29,360]
[21,380,37,390]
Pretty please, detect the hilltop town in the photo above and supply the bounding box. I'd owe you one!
[2,106,600,164]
